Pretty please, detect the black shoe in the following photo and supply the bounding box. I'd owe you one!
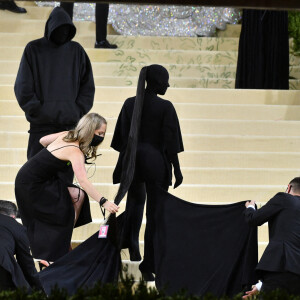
[95,40,117,49]
[0,1,27,13]
[139,263,155,282]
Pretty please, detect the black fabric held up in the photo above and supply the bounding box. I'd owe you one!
[14,7,95,131]
[148,186,258,297]
[235,10,289,89]
[38,187,257,297]
[0,214,42,291]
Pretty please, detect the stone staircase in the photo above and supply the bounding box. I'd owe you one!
[1,1,300,280]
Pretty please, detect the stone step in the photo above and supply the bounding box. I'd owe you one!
[3,100,300,121]
[1,85,300,105]
[1,132,300,152]
[2,74,300,89]
[2,116,300,136]
[0,32,241,51]
[0,31,295,53]
[216,24,241,38]
[2,46,300,67]
[1,63,299,80]
[0,46,240,65]
[3,164,299,186]
[0,61,238,77]
[2,148,300,169]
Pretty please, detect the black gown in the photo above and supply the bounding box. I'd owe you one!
[15,147,92,262]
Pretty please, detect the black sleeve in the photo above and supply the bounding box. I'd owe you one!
[75,48,95,116]
[169,153,181,171]
[244,194,284,226]
[14,45,42,116]
[15,227,43,290]
[111,102,131,152]
[162,102,184,156]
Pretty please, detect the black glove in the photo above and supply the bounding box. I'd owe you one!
[169,153,183,189]
[174,168,183,189]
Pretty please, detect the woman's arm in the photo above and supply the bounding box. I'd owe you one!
[39,131,68,147]
[69,150,119,214]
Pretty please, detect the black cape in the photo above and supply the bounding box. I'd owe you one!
[38,186,257,297]
[0,214,42,291]
[235,9,289,90]
[14,7,95,132]
[15,148,92,262]
[111,91,184,186]
[149,186,258,297]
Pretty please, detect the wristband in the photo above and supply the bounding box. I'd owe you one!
[99,197,108,207]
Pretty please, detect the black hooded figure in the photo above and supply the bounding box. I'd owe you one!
[111,65,184,280]
[14,7,95,160]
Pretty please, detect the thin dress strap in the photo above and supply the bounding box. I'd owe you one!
[50,145,80,153]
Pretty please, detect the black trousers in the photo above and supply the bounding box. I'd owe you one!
[60,2,109,42]
[261,271,300,295]
[125,178,169,273]
[0,266,15,291]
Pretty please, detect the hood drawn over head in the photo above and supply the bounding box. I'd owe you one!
[44,7,76,44]
[146,64,170,95]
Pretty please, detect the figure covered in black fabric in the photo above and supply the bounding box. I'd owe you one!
[15,113,119,265]
[14,7,95,160]
[0,200,43,292]
[111,65,184,280]
[244,177,300,296]
[235,10,289,89]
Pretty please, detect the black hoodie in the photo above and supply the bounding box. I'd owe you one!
[14,7,95,131]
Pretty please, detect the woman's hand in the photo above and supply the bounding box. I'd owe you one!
[102,201,119,214]
[245,200,256,208]
[242,285,259,299]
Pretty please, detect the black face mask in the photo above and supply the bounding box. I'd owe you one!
[146,64,170,95]
[51,25,70,45]
[90,135,104,147]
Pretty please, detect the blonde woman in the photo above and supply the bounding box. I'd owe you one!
[15,113,119,266]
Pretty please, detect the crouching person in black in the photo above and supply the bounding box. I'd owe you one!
[0,200,42,292]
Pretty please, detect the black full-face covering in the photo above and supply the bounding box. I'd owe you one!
[146,64,170,95]
[50,24,71,45]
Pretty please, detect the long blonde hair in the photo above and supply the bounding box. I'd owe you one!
[63,113,107,160]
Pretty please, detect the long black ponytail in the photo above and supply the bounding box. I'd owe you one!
[113,66,147,206]
[107,66,148,247]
